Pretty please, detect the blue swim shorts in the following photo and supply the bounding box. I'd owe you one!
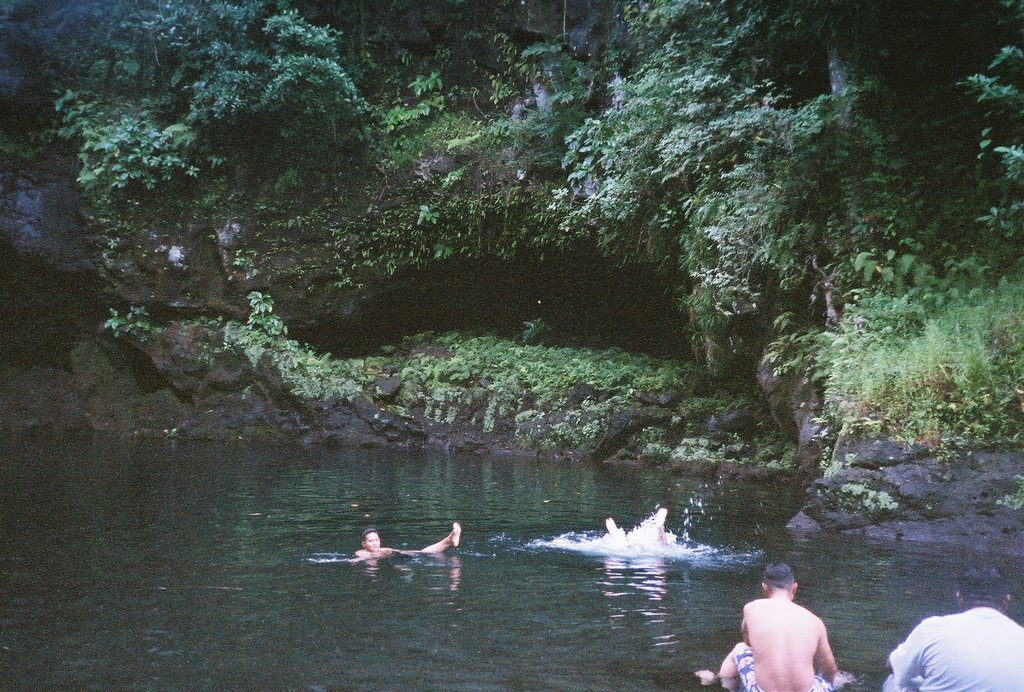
[734,646,833,692]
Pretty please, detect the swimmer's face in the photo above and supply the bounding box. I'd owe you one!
[362,531,381,551]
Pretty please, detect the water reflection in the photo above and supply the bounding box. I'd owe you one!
[7,436,1020,691]
[351,554,462,595]
[425,556,462,612]
[600,556,679,649]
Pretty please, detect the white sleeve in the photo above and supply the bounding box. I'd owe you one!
[888,622,929,689]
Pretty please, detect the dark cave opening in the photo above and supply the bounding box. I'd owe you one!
[0,241,107,370]
[291,252,693,360]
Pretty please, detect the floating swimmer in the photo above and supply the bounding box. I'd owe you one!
[352,523,461,562]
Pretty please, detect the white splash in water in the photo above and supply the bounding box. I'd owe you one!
[307,553,349,564]
[528,509,724,562]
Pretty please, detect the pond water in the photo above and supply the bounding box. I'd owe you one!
[1,435,1021,690]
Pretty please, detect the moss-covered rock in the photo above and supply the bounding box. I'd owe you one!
[792,436,1024,554]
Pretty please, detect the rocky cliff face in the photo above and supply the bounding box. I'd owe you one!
[789,436,1024,556]
[3,141,1018,554]
[1,0,1019,556]
[757,353,827,476]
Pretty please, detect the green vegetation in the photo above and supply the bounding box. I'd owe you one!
[398,332,694,401]
[49,0,365,199]
[103,306,153,338]
[56,93,198,192]
[13,0,1024,457]
[822,277,1024,443]
[201,307,773,462]
[1000,476,1024,509]
[837,482,900,517]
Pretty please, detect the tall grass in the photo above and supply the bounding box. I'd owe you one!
[823,277,1024,443]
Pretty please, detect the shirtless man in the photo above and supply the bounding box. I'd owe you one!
[696,563,839,692]
[604,506,669,544]
[352,522,461,562]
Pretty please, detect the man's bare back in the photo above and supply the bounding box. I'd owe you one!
[696,563,839,692]
[742,594,836,691]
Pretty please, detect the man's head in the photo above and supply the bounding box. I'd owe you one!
[762,563,797,596]
[958,566,1011,611]
[361,527,382,551]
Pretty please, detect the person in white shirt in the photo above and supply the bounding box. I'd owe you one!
[886,565,1024,691]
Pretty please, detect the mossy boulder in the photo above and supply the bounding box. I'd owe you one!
[792,436,1024,554]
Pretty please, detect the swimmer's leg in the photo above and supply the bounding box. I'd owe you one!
[605,517,627,542]
[654,506,668,544]
[418,522,461,554]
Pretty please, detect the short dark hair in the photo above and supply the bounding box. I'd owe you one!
[959,566,1009,609]
[763,563,795,590]
[362,527,380,539]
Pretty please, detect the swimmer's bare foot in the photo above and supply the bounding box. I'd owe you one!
[418,522,462,554]
[654,506,668,543]
[654,507,668,526]
[605,517,627,542]
[695,670,718,686]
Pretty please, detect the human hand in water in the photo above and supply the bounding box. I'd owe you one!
[694,669,717,686]
[832,670,856,689]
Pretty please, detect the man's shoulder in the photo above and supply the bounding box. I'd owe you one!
[744,598,823,625]
[908,610,988,638]
[971,608,1024,635]
[742,598,764,615]
[909,613,952,632]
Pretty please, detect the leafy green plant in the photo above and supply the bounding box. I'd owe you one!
[57,92,197,194]
[417,204,439,226]
[246,291,288,337]
[521,318,552,345]
[852,248,933,291]
[54,1,366,195]
[187,8,365,163]
[764,313,826,379]
[639,442,674,464]
[670,437,728,467]
[383,72,445,132]
[965,29,1024,241]
[103,305,153,338]
[837,483,899,515]
[822,276,1024,443]
[998,476,1024,510]
[515,409,602,451]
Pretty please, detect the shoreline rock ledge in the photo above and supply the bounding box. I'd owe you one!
[788,436,1024,556]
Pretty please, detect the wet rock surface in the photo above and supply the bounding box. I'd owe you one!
[792,437,1024,556]
[757,354,827,475]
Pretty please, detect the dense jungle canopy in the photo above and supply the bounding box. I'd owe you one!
[3,0,1024,454]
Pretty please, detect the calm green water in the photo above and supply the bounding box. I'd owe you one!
[1,435,1020,690]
